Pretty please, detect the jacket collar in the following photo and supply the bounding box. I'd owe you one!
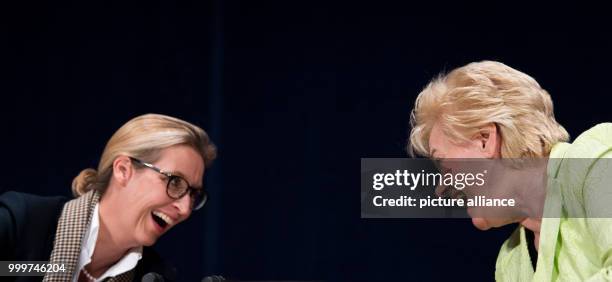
[43,190,134,282]
[532,142,571,281]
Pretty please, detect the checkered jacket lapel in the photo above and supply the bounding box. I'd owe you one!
[43,190,134,282]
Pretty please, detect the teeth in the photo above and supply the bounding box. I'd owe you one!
[152,211,174,226]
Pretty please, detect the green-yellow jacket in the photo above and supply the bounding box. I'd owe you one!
[496,123,612,281]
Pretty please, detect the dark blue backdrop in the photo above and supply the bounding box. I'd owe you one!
[1,1,611,281]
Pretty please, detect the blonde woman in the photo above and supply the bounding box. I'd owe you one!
[1,114,216,282]
[409,61,612,281]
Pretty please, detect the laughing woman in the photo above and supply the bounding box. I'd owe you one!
[0,114,216,282]
[409,61,612,281]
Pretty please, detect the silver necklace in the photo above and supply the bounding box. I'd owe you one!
[81,267,97,281]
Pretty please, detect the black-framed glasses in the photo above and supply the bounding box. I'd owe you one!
[129,157,208,211]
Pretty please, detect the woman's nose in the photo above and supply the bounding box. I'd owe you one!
[173,193,192,217]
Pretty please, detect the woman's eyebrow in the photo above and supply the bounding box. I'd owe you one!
[165,170,189,181]
[168,170,203,188]
[167,170,185,178]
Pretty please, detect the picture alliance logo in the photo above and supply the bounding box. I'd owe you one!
[372,169,487,191]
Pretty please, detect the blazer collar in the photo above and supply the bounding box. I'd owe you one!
[43,190,134,282]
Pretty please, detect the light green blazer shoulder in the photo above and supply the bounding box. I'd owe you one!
[495,123,612,282]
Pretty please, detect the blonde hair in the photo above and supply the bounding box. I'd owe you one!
[72,114,217,197]
[409,61,569,158]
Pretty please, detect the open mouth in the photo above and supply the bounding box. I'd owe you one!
[151,211,173,230]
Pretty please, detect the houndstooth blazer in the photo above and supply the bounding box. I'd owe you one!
[1,190,174,282]
[43,190,134,282]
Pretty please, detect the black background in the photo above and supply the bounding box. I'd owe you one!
[1,1,611,281]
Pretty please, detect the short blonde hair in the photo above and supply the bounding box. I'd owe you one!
[409,61,569,158]
[72,113,217,197]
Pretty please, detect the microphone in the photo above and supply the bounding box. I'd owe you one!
[202,275,226,282]
[142,272,165,282]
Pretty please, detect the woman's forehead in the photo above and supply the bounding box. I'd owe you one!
[156,146,205,182]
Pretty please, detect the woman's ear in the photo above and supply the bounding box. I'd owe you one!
[111,156,134,187]
[475,123,501,158]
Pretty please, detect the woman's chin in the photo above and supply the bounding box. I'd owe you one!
[471,218,492,231]
[138,233,158,247]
